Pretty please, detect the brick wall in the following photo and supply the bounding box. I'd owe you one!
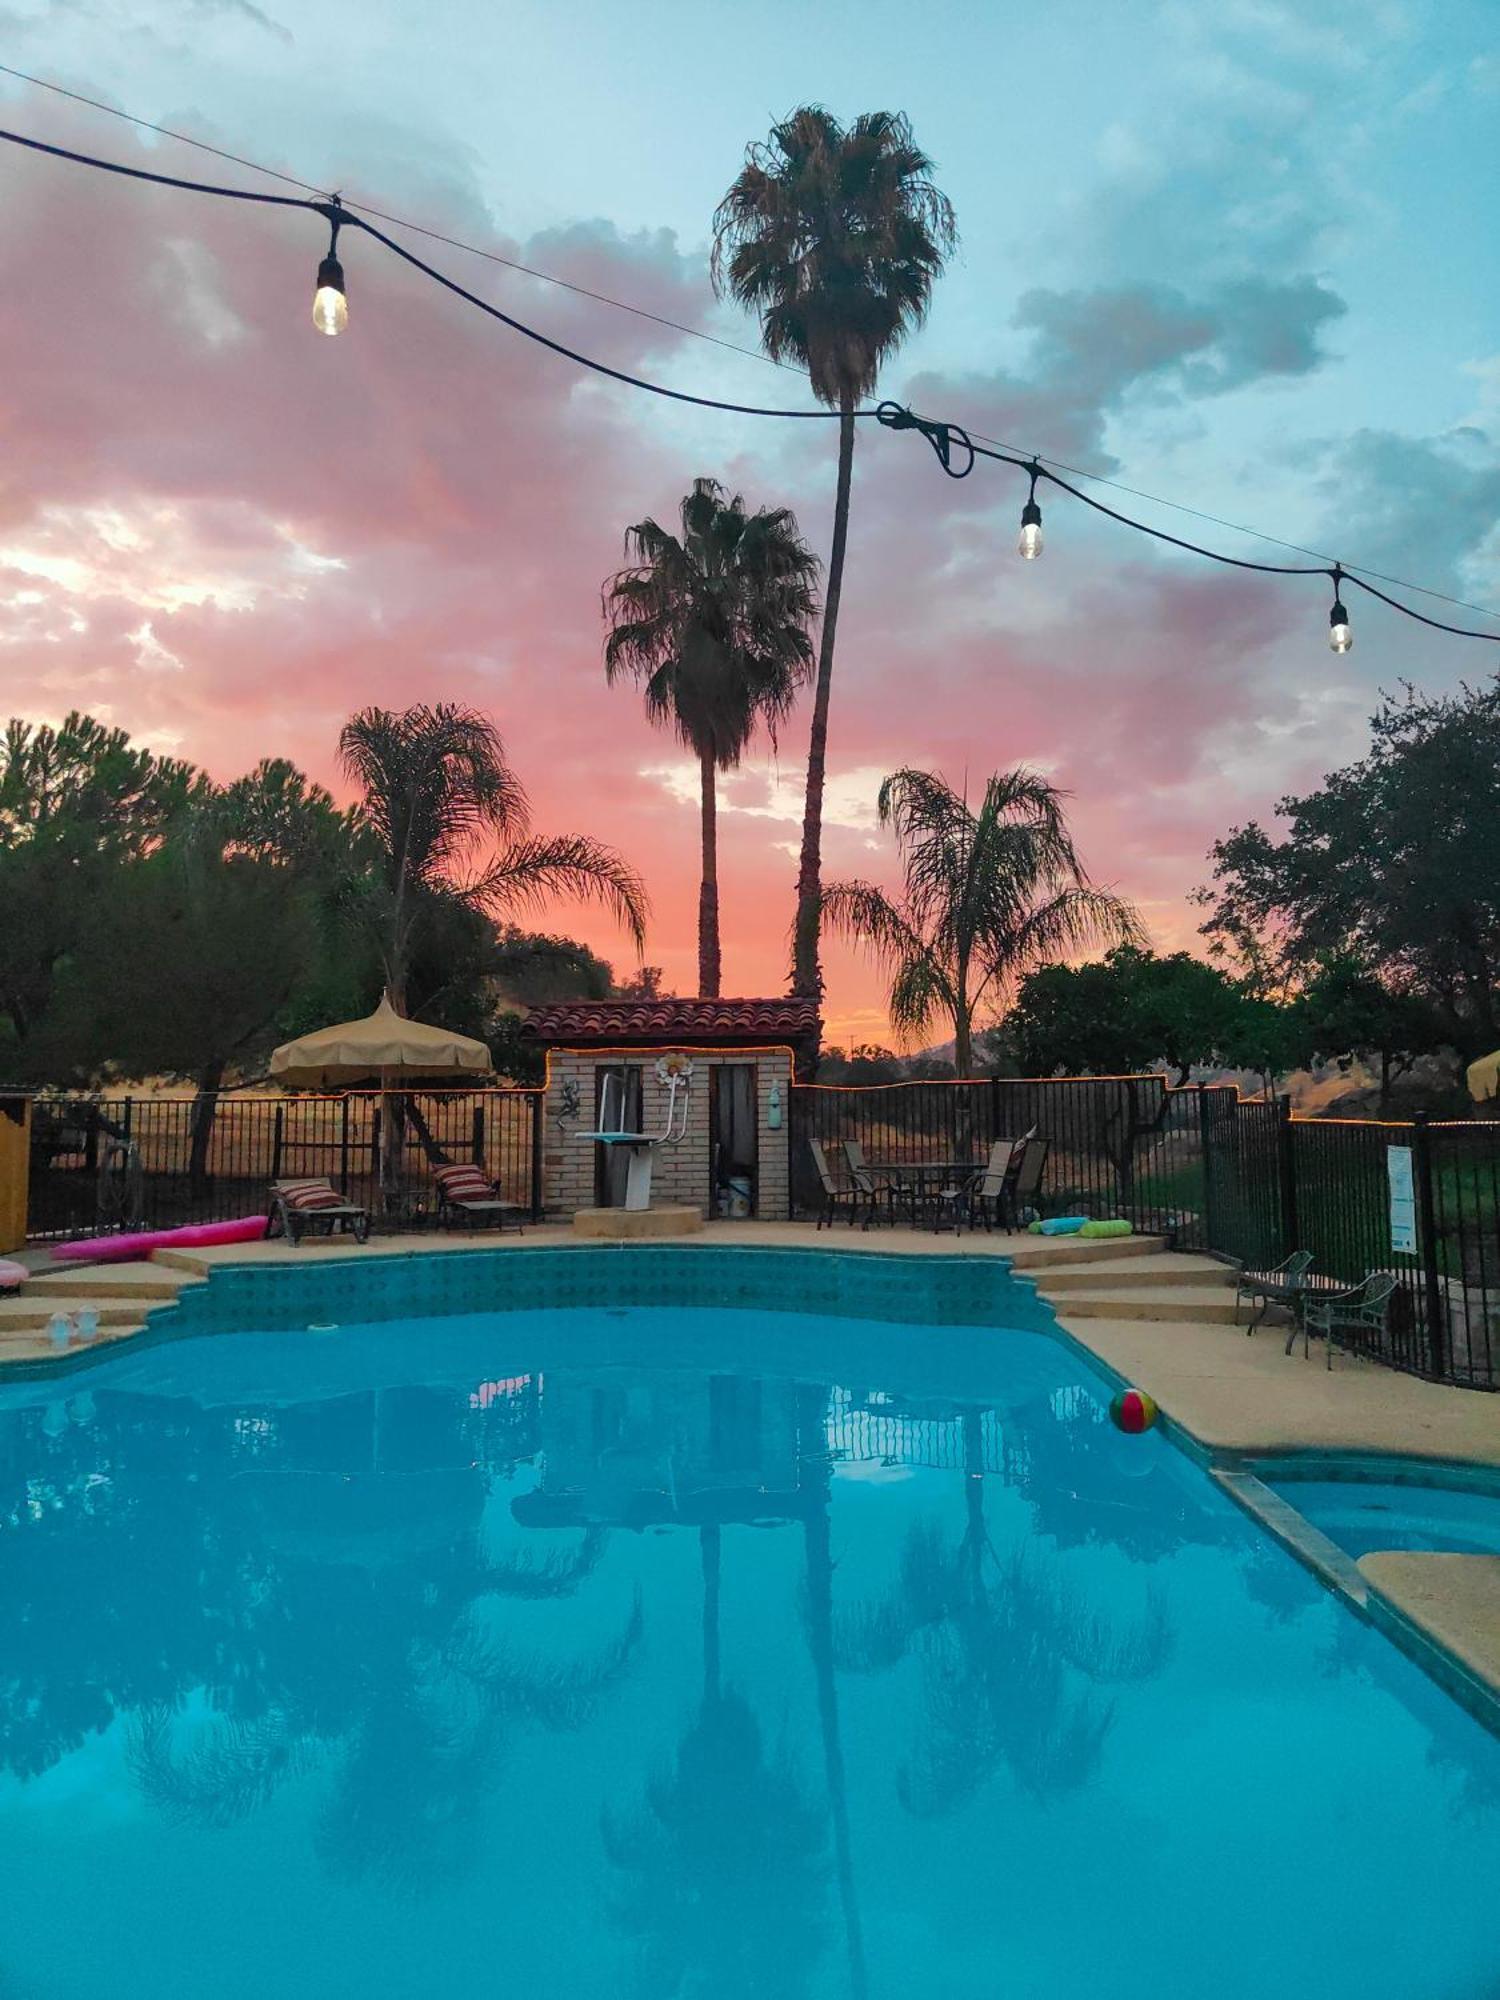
[542,1048,793,1221]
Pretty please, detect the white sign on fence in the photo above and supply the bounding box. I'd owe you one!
[1387,1144,1417,1255]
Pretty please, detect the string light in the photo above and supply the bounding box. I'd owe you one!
[1017,461,1043,561]
[1328,568,1353,654]
[1,122,1498,657]
[311,199,348,337]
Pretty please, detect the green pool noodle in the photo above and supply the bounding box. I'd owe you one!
[1078,1218,1134,1238]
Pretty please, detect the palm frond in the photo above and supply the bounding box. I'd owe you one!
[466,833,650,951]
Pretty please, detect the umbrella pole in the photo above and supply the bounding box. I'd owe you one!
[379,1067,402,1221]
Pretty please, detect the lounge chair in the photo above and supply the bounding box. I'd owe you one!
[1003,1137,1049,1230]
[1294,1271,1400,1368]
[433,1163,525,1232]
[809,1139,880,1230]
[1236,1250,1313,1334]
[267,1177,370,1247]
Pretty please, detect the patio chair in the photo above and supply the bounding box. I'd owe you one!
[267,1177,370,1247]
[1004,1137,1049,1231]
[841,1138,911,1224]
[809,1139,880,1230]
[960,1140,1017,1232]
[1236,1249,1313,1334]
[433,1163,525,1232]
[1294,1271,1400,1368]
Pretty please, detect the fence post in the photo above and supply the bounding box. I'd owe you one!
[1196,1084,1217,1252]
[1276,1095,1299,1258]
[472,1105,486,1170]
[339,1097,350,1195]
[529,1091,544,1221]
[271,1104,284,1181]
[1412,1112,1449,1381]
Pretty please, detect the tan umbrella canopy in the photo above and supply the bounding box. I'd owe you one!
[270,993,493,1089]
[1467,1050,1500,1105]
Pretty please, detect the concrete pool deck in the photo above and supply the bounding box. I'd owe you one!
[7,1219,1500,1709]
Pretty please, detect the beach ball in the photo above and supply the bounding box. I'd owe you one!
[1109,1388,1158,1435]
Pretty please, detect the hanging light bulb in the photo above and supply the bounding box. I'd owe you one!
[1328,568,1353,653]
[312,198,348,336]
[1017,462,1043,559]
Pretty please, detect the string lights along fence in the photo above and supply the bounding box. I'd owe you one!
[2,121,1498,659]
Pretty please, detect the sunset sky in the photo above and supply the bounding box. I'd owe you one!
[2,0,1498,1046]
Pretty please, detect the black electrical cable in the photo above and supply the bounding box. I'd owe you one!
[0,126,848,421]
[2,120,1497,643]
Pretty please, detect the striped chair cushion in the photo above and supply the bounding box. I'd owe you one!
[275,1178,348,1212]
[434,1165,499,1200]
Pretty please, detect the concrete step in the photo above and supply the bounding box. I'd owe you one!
[0,1295,161,1333]
[22,1265,193,1301]
[1049,1285,1281,1326]
[1037,1254,1234,1292]
[1005,1234,1164,1269]
[0,1319,147,1361]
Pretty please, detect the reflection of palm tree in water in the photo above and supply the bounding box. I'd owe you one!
[603,1522,830,2000]
[129,1522,642,1895]
[836,1411,1171,1815]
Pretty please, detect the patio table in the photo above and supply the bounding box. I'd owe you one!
[870,1161,983,1231]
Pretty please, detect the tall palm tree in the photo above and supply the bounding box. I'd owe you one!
[338,703,648,1013]
[713,109,957,1004]
[823,768,1144,1077]
[603,478,819,998]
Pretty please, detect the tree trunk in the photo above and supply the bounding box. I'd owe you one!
[954,997,973,1080]
[698,746,721,1000]
[188,1058,225,1197]
[791,391,857,1005]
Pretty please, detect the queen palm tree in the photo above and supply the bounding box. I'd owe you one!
[713,109,957,1004]
[603,478,819,998]
[338,702,649,1013]
[822,767,1144,1077]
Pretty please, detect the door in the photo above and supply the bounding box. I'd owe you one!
[710,1065,758,1218]
[594,1065,642,1208]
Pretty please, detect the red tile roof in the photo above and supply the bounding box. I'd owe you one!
[520,996,821,1049]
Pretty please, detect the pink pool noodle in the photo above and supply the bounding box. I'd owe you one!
[51,1215,270,1264]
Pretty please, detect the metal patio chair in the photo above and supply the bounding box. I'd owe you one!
[1294,1271,1400,1368]
[841,1139,910,1225]
[808,1139,881,1230]
[1236,1249,1313,1334]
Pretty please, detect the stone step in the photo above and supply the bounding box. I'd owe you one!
[1005,1234,1164,1269]
[1049,1285,1281,1326]
[0,1295,160,1333]
[22,1265,193,1300]
[1036,1254,1234,1292]
[0,1319,147,1362]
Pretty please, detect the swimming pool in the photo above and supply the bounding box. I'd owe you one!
[3,1254,1500,1998]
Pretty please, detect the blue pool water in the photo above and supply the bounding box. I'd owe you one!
[3,1288,1500,1998]
[1266,1472,1500,1558]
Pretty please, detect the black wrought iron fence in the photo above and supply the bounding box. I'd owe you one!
[26,1089,545,1240]
[791,1077,1500,1389]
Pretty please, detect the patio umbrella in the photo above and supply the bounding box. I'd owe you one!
[270,993,493,1205]
[1466,1050,1500,1104]
[269,993,493,1089]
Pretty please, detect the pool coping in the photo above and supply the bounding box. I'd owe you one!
[9,1226,1500,1735]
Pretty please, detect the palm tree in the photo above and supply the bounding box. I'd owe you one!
[603,479,819,997]
[337,703,649,1013]
[713,108,957,1003]
[822,767,1144,1077]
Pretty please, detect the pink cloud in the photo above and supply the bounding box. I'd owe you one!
[0,108,1368,1047]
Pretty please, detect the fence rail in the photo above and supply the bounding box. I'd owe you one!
[790,1076,1500,1390]
[26,1088,545,1240]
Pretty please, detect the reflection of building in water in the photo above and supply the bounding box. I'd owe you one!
[516,1369,810,1530]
